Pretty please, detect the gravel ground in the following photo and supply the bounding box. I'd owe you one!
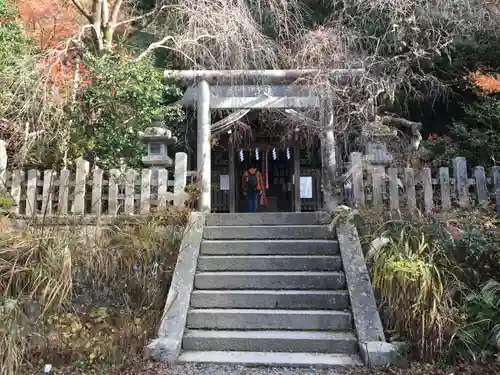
[49,360,500,375]
[163,363,356,375]
[156,362,500,375]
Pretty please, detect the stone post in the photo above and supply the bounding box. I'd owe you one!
[197,80,211,212]
[362,119,394,209]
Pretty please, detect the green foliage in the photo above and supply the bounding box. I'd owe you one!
[421,99,500,168]
[451,280,500,362]
[0,1,31,56]
[0,194,14,217]
[67,53,184,169]
[0,1,36,113]
[448,99,500,167]
[446,229,500,288]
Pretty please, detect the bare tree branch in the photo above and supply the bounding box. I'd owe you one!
[71,0,93,23]
[114,5,168,28]
[135,34,214,61]
[379,115,422,130]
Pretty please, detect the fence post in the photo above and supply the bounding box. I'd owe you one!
[73,157,89,215]
[108,169,120,215]
[157,168,169,207]
[42,169,55,215]
[349,152,365,206]
[489,166,500,215]
[141,169,152,214]
[26,169,39,216]
[174,152,189,206]
[439,167,451,209]
[388,167,399,211]
[0,140,6,193]
[453,157,469,207]
[10,170,23,215]
[371,166,384,207]
[125,169,137,214]
[58,168,71,214]
[404,168,416,212]
[421,167,434,213]
[91,167,103,215]
[474,166,488,206]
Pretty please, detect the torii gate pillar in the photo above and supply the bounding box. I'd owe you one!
[197,80,211,212]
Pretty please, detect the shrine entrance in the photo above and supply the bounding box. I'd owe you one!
[235,146,295,213]
[165,69,365,212]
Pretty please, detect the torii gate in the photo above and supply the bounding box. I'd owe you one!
[165,69,365,212]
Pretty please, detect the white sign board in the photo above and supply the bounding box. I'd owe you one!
[220,175,230,191]
[300,176,313,199]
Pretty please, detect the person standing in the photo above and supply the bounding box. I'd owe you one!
[242,165,263,212]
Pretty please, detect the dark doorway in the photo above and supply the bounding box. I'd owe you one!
[236,147,294,212]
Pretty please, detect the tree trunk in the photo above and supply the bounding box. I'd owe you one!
[72,0,123,52]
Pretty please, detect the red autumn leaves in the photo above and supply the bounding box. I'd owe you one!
[469,71,500,95]
[16,0,81,50]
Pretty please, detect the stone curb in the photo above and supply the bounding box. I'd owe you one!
[337,222,399,368]
[145,211,205,362]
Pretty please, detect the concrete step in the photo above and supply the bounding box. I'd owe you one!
[194,271,346,290]
[196,255,342,271]
[186,309,352,330]
[177,351,363,368]
[182,330,358,354]
[206,212,331,227]
[203,225,334,240]
[190,290,350,310]
[200,239,339,256]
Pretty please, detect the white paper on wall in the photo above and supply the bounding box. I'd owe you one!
[220,175,230,190]
[300,176,313,198]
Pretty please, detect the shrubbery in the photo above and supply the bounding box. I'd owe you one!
[357,210,500,362]
[421,99,500,169]
[0,205,191,375]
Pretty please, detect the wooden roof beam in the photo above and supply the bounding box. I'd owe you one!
[164,69,365,85]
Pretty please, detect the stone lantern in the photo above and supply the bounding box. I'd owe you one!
[138,117,178,168]
[362,116,395,166]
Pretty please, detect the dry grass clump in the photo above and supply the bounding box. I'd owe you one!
[0,204,191,375]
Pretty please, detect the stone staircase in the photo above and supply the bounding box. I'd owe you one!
[177,212,363,367]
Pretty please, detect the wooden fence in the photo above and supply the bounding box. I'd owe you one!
[0,152,195,216]
[344,152,500,214]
